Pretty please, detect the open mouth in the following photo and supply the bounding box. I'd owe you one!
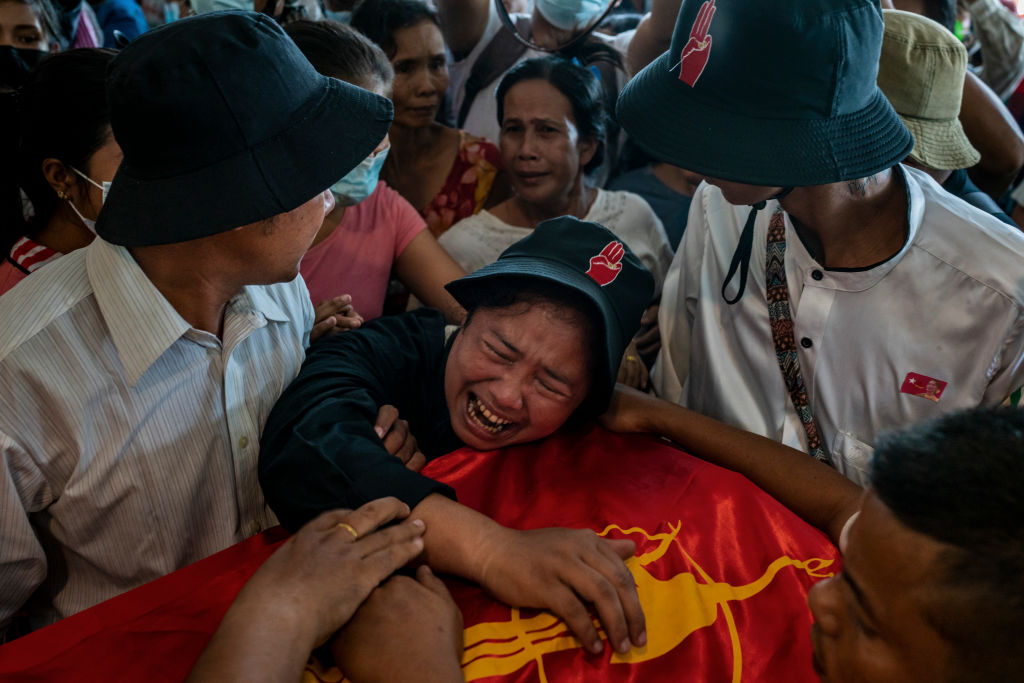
[467,393,513,434]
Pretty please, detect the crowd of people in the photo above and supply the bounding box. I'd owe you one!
[1,0,1024,681]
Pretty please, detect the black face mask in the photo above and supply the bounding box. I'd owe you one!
[0,46,48,90]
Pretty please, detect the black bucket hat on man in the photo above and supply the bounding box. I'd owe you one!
[96,11,393,246]
[445,216,654,412]
[617,0,913,187]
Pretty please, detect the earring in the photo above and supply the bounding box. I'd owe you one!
[56,189,69,200]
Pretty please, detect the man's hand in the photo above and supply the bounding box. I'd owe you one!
[616,340,650,391]
[231,500,424,647]
[311,295,364,343]
[476,526,646,655]
[635,303,661,359]
[331,565,464,683]
[186,499,425,682]
[375,405,425,472]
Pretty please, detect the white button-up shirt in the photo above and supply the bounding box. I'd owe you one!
[0,238,312,629]
[654,166,1024,484]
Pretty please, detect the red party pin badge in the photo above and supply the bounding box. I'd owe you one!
[586,241,625,286]
[900,372,947,403]
[678,0,716,87]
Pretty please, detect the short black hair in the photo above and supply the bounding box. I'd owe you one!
[495,56,608,175]
[3,48,114,252]
[350,0,440,59]
[460,276,608,419]
[871,406,1024,682]
[285,20,394,89]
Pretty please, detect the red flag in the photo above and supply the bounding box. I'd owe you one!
[900,372,947,402]
[0,426,837,682]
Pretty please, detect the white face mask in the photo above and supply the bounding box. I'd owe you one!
[68,166,112,233]
[330,144,389,205]
[535,0,607,31]
[72,166,112,204]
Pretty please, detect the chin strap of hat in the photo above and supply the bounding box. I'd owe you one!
[721,187,793,304]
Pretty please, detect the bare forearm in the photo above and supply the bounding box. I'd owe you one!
[961,70,1024,197]
[187,600,316,683]
[639,401,862,545]
[411,493,503,582]
[627,0,682,74]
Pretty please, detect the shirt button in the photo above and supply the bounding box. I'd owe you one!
[811,269,824,281]
[801,337,813,348]
[238,436,249,449]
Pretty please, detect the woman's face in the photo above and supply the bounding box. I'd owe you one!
[0,0,51,51]
[500,78,596,209]
[444,302,591,451]
[389,19,449,129]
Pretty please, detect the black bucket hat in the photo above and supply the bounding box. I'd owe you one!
[445,216,654,411]
[96,11,393,246]
[617,0,913,187]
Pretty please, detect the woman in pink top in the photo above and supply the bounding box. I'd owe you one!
[287,21,466,324]
[1,48,121,296]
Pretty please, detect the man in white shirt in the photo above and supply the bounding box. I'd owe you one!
[0,11,393,631]
[616,0,1024,483]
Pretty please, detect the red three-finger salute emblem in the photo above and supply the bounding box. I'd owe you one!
[586,241,625,286]
[679,0,716,87]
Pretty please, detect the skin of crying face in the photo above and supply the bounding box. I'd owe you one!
[443,301,592,451]
[499,78,596,210]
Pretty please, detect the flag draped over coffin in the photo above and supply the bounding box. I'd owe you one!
[0,425,838,682]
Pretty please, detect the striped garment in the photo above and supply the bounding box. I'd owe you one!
[0,237,313,631]
[0,236,62,297]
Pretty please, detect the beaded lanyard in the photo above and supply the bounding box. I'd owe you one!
[764,208,829,462]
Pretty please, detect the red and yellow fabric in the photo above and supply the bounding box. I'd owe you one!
[0,426,837,682]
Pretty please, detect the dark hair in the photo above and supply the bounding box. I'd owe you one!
[350,0,440,59]
[285,20,393,89]
[2,48,114,253]
[495,56,608,175]
[871,406,1024,683]
[460,276,608,420]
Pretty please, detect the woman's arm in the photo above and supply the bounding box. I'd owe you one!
[627,0,684,75]
[600,386,863,545]
[394,230,467,324]
[410,492,647,656]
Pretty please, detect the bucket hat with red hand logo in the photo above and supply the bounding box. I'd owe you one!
[445,216,654,409]
[616,0,913,187]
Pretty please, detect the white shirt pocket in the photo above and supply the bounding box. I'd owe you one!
[831,431,875,487]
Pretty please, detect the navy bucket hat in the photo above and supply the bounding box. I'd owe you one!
[97,11,393,246]
[617,0,913,187]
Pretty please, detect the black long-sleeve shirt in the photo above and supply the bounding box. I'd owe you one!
[259,309,461,531]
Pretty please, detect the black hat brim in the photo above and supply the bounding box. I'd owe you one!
[617,51,914,187]
[97,77,392,246]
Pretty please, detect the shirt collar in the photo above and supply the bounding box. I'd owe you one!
[87,238,191,386]
[235,282,291,323]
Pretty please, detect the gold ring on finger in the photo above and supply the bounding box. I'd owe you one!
[336,522,358,540]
